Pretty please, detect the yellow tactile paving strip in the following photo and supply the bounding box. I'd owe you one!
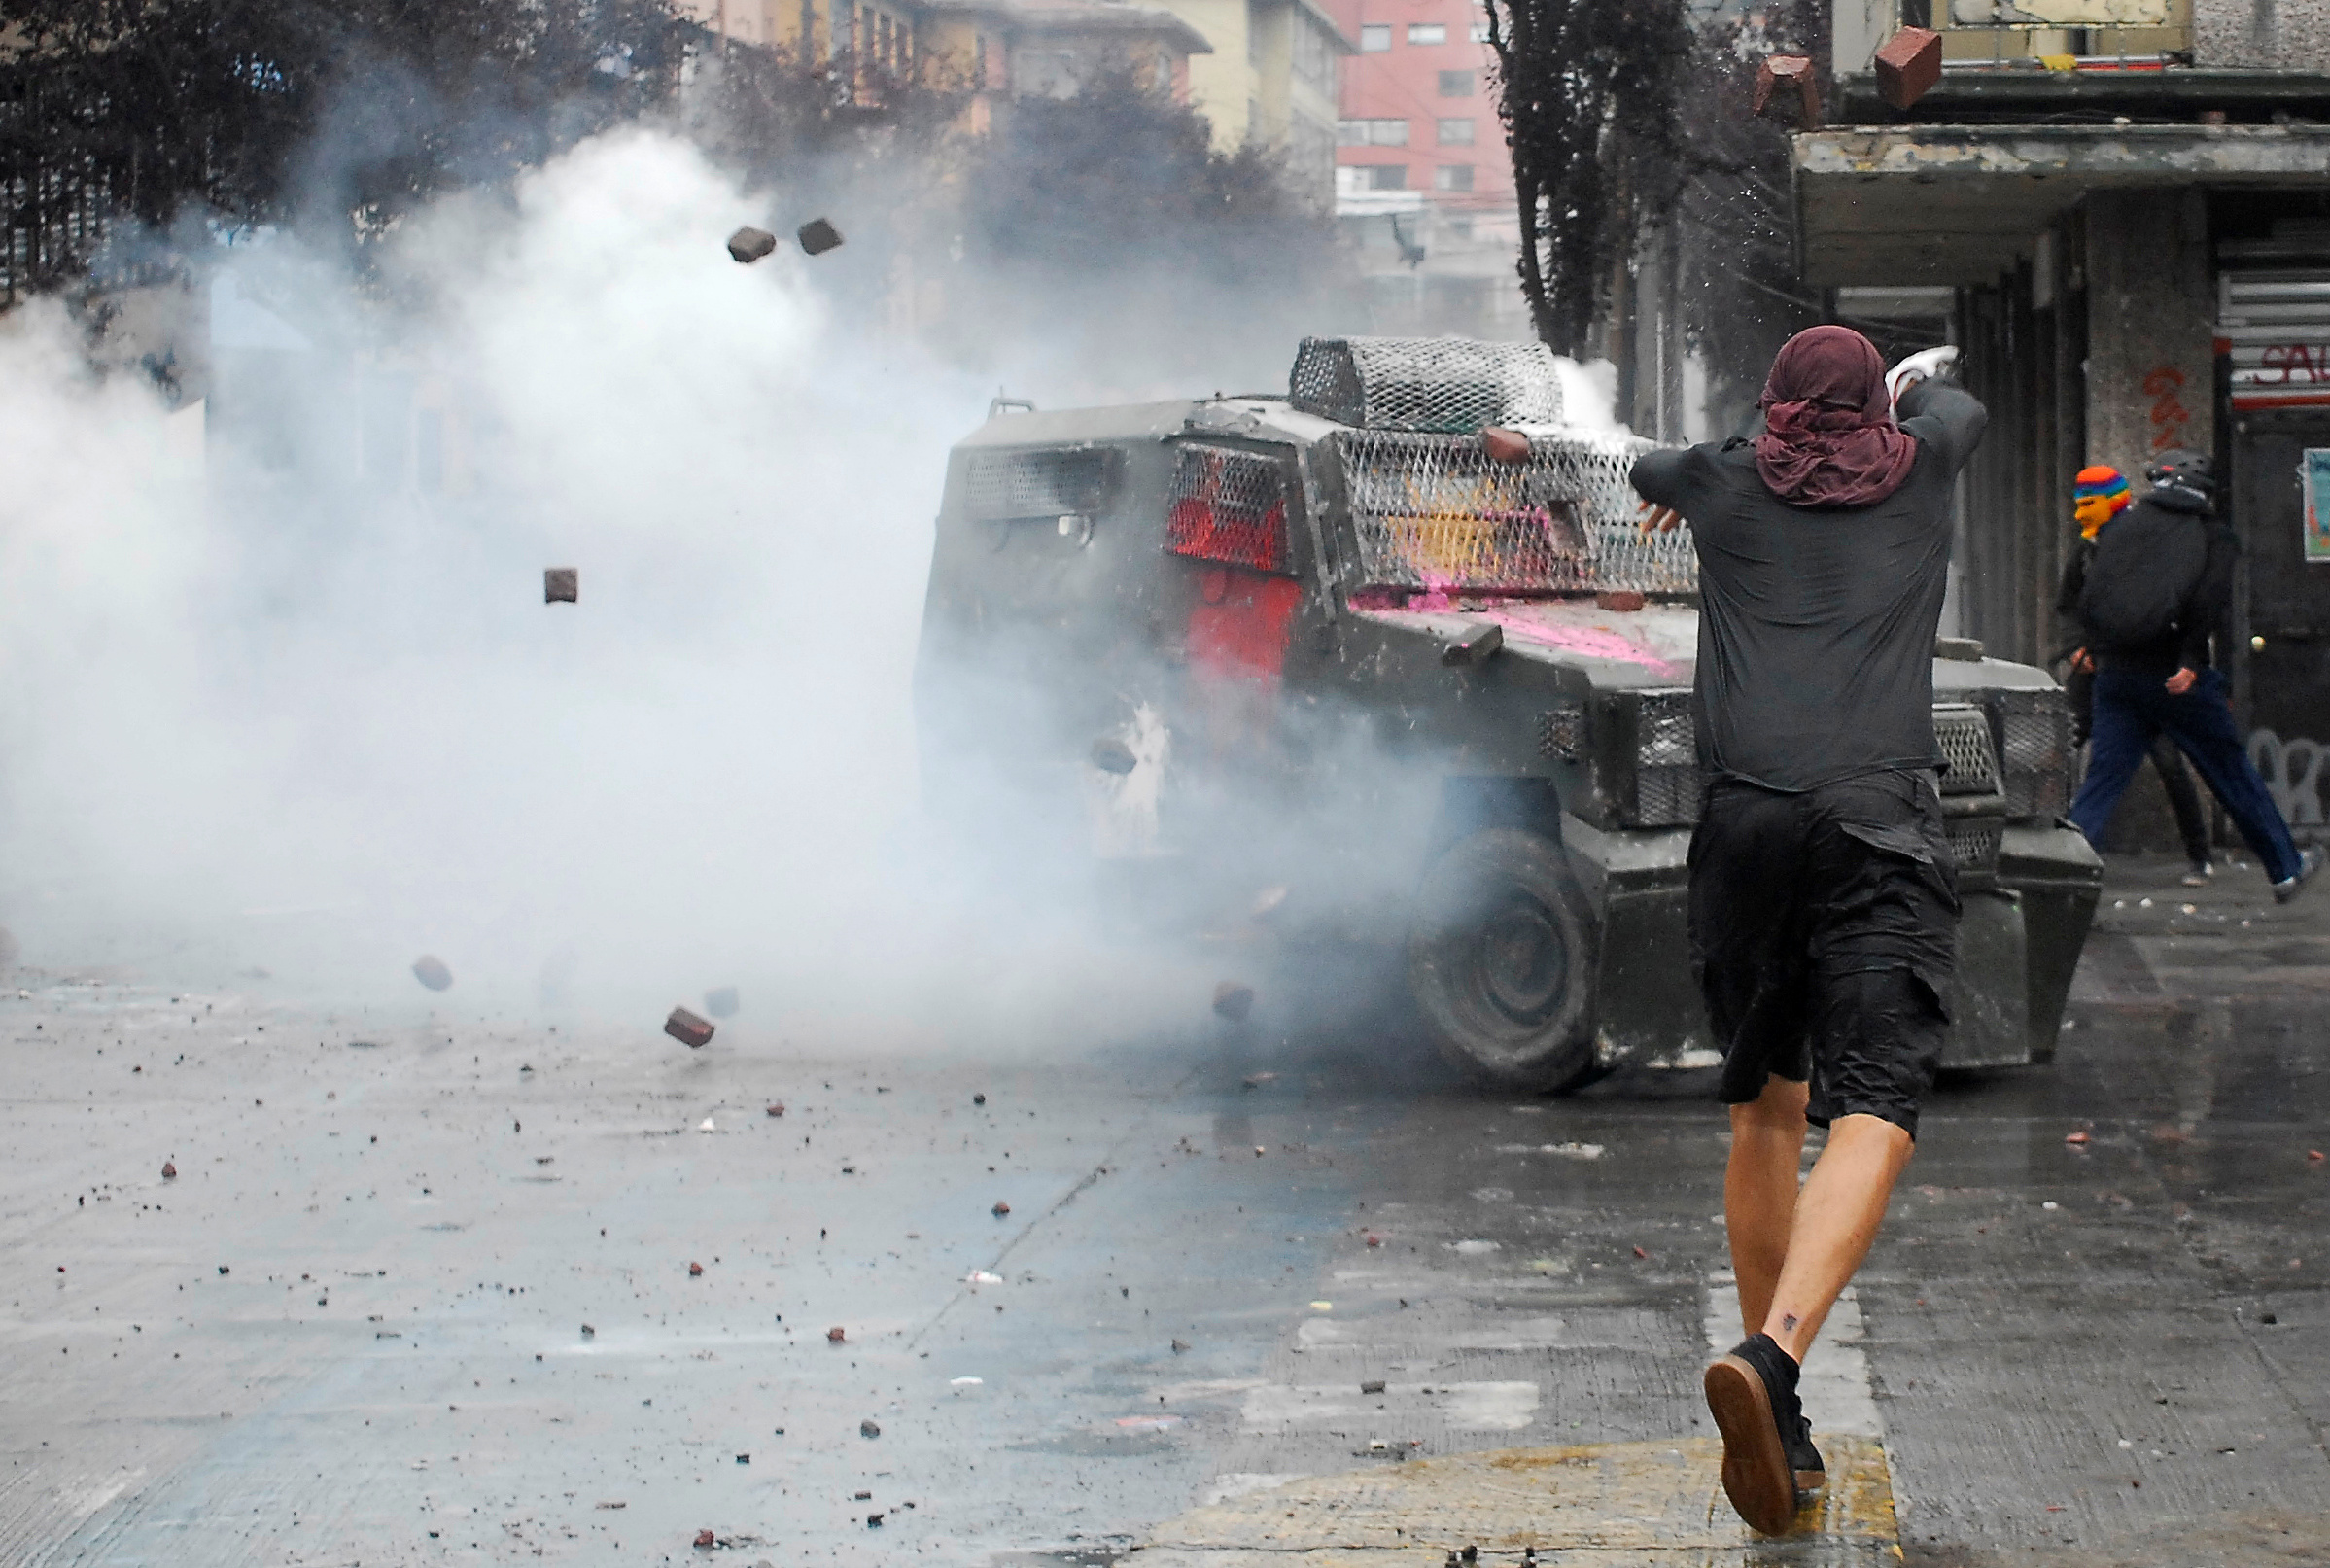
[1133,1435,1899,1566]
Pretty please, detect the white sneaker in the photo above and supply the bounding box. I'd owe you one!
[2274,848,2322,904]
[2180,861,2213,888]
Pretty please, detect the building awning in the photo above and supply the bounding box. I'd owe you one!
[1792,123,2330,286]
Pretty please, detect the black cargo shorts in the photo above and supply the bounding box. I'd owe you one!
[1687,769,1961,1139]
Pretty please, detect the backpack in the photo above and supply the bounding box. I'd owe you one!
[2076,502,2209,651]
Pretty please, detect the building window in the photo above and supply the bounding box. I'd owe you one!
[1293,14,1335,90]
[1438,69,1475,96]
[1359,22,1391,51]
[1437,117,1474,145]
[1407,22,1446,44]
[1361,164,1408,191]
[1338,118,1409,146]
[1434,164,1475,192]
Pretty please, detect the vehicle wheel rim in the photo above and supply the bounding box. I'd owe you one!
[1472,893,1566,1025]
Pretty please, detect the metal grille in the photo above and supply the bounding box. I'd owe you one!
[964,448,1120,522]
[1165,445,1289,573]
[1537,705,1585,763]
[1634,693,1696,767]
[1933,706,2001,796]
[1992,690,2071,819]
[1337,430,1691,595]
[1634,765,1705,828]
[1947,819,2004,877]
[1289,336,1565,433]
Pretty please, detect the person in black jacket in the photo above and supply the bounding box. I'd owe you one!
[2063,450,2319,900]
[1632,329,1982,1536]
[2055,465,2213,885]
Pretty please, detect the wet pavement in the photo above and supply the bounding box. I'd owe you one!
[3,852,2328,1567]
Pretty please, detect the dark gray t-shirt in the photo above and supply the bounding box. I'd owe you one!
[1627,382,1987,792]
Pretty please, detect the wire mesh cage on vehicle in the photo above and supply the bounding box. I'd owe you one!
[1336,430,1692,595]
[1948,819,2004,877]
[1990,688,2071,819]
[1289,336,1566,433]
[1934,707,2002,796]
[1165,444,1290,573]
[964,447,1122,521]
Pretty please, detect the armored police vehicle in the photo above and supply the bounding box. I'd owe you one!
[914,336,2101,1092]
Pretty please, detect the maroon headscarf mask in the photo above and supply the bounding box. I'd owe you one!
[1754,325,1917,507]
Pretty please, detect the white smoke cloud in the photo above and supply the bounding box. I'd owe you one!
[0,128,1185,1037]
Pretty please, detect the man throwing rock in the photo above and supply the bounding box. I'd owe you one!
[1631,326,1985,1535]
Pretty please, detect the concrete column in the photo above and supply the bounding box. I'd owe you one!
[2082,189,2213,479]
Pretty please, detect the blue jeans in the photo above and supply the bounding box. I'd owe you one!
[2069,665,2303,884]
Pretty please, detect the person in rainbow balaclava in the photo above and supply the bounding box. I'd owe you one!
[2056,465,2214,884]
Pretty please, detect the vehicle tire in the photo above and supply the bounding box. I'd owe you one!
[1406,827,1600,1093]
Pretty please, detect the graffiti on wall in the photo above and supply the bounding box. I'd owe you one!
[2249,727,2327,827]
[2142,366,2193,453]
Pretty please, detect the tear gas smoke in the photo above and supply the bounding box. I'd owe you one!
[0,129,1187,1041]
[0,125,1634,1052]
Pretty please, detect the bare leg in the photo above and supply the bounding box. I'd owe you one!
[1725,1076,1809,1337]
[1758,1113,1914,1363]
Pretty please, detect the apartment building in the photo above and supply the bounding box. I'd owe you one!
[678,0,1346,204]
[1326,0,1522,336]
[1797,0,2330,812]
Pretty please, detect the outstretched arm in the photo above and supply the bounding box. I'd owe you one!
[1631,448,1690,534]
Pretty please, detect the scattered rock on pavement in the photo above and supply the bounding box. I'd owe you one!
[544,568,578,604]
[1212,981,1254,1022]
[973,1093,986,1105]
[688,1261,704,1276]
[766,1102,784,1117]
[1171,1338,1191,1352]
[694,1527,717,1549]
[411,955,453,992]
[860,1418,881,1438]
[665,1007,714,1048]
[797,218,844,256]
[991,1201,1010,1217]
[2066,1130,2090,1145]
[726,226,778,263]
[1361,1379,1386,1394]
[826,1326,846,1342]
[161,1161,177,1179]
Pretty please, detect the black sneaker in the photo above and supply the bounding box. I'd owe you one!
[1704,1334,1815,1535]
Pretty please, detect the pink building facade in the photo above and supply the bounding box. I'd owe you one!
[1327,0,1508,213]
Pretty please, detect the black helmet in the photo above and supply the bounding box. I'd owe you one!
[2144,448,2218,505]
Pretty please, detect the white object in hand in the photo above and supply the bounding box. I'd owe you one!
[1887,345,1961,410]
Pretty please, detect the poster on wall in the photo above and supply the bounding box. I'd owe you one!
[2308,449,2330,563]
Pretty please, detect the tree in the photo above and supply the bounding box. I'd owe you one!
[0,0,693,299]
[1480,0,1694,357]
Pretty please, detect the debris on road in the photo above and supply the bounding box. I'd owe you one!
[966,1270,1003,1285]
[161,1161,177,1179]
[860,1418,882,1438]
[411,956,453,992]
[797,218,844,256]
[726,226,778,263]
[581,1324,596,1339]
[1594,589,1647,612]
[866,1514,885,1528]
[2066,1130,2091,1145]
[973,1093,987,1105]
[705,987,740,1019]
[766,1102,785,1117]
[1090,737,1137,775]
[1632,1245,1649,1259]
[1364,1231,1383,1247]
[1361,1379,1386,1394]
[665,1007,714,1048]
[735,1453,749,1464]
[1212,981,1254,1021]
[1241,1072,1277,1090]
[694,1527,718,1549]
[688,1261,705,1276]
[544,568,578,604]
[991,1201,1011,1216]
[2310,1149,2324,1162]
[826,1326,846,1342]
[698,1118,716,1132]
[1171,1338,1191,1352]
[951,1376,983,1386]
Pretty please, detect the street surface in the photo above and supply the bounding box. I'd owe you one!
[3,854,2328,1567]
